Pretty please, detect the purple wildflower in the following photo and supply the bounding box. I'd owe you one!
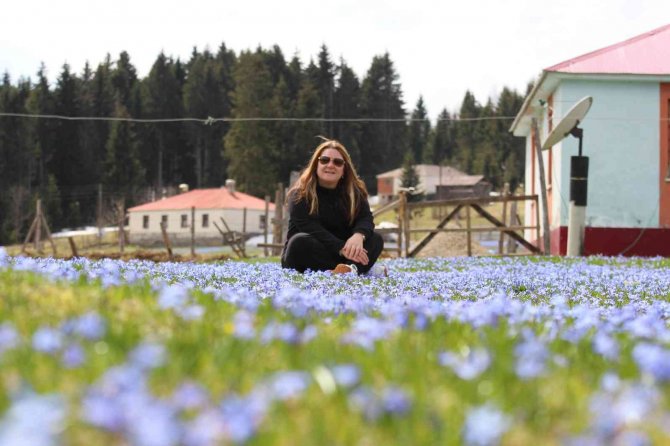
[0,322,20,354]
[0,391,66,446]
[439,348,491,380]
[171,381,209,411]
[32,327,63,355]
[632,343,670,381]
[462,404,511,446]
[61,343,86,368]
[128,342,166,370]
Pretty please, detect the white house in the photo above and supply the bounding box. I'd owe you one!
[128,180,275,245]
[376,164,488,203]
[510,24,670,256]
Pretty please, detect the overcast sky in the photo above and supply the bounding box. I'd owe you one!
[1,0,667,119]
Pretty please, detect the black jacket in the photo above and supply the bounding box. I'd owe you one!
[285,185,375,256]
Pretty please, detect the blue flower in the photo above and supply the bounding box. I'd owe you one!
[632,343,670,381]
[439,348,491,380]
[381,386,411,415]
[158,285,189,309]
[0,322,20,354]
[32,327,63,355]
[61,343,86,368]
[129,342,166,370]
[0,391,66,446]
[72,312,106,340]
[462,404,511,446]
[330,364,361,389]
[171,381,209,411]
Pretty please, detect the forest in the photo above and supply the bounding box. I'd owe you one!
[0,43,530,245]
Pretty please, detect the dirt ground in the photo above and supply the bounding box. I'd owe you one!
[412,223,491,258]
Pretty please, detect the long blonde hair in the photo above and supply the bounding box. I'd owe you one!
[288,138,368,225]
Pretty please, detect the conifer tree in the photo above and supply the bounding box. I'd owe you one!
[333,60,362,166]
[427,108,456,165]
[359,53,407,192]
[28,64,56,192]
[224,50,278,196]
[316,45,336,136]
[143,52,184,190]
[103,104,144,204]
[454,90,481,173]
[400,150,423,201]
[408,96,431,163]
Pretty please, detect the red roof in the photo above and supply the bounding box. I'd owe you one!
[128,188,275,212]
[546,24,670,75]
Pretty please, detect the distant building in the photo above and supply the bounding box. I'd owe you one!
[510,24,670,256]
[376,164,491,203]
[127,180,275,245]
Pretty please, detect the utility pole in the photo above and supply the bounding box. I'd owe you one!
[531,118,551,255]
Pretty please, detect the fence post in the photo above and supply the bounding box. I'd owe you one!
[466,204,472,257]
[35,199,42,254]
[264,195,270,257]
[191,206,195,258]
[498,183,510,255]
[272,183,284,256]
[160,221,173,260]
[398,191,409,258]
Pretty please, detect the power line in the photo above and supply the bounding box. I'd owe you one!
[0,112,517,123]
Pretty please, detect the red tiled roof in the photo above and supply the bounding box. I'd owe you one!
[546,24,670,75]
[128,188,275,212]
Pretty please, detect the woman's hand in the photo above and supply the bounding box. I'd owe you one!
[340,233,368,265]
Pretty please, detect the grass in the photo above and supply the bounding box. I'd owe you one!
[0,255,668,445]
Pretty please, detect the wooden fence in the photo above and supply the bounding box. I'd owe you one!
[372,192,542,257]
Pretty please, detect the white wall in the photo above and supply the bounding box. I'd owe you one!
[528,78,660,230]
[128,208,274,244]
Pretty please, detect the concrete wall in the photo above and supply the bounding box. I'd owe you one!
[527,78,660,233]
[128,208,274,245]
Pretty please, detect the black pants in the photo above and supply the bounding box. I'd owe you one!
[281,232,384,274]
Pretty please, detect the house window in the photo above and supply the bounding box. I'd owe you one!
[142,215,149,229]
[259,215,267,230]
[181,214,188,228]
[161,215,168,229]
[202,214,209,228]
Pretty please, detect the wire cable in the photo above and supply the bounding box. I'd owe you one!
[0,112,517,123]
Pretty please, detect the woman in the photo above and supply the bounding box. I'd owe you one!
[281,138,385,275]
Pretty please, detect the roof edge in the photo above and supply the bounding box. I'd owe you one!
[546,23,670,73]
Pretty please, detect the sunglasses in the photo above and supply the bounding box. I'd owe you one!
[318,155,345,167]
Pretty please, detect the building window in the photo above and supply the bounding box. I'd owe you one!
[142,215,149,229]
[161,215,168,229]
[202,214,209,228]
[181,214,188,228]
[259,215,266,230]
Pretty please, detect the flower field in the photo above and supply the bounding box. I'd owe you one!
[1,250,669,445]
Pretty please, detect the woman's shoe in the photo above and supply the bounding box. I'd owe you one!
[331,264,358,274]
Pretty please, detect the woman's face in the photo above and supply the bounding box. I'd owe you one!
[316,147,346,189]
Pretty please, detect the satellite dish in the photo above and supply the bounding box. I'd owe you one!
[542,96,593,150]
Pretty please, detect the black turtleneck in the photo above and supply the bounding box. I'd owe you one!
[285,185,375,256]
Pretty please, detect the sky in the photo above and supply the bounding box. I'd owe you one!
[1,0,668,120]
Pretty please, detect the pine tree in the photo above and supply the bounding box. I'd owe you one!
[224,50,279,196]
[103,104,144,204]
[408,96,431,163]
[27,64,55,192]
[316,45,336,136]
[143,52,184,190]
[428,108,457,165]
[454,90,481,173]
[400,150,423,201]
[0,74,34,243]
[359,53,407,192]
[333,60,362,166]
[496,87,526,192]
